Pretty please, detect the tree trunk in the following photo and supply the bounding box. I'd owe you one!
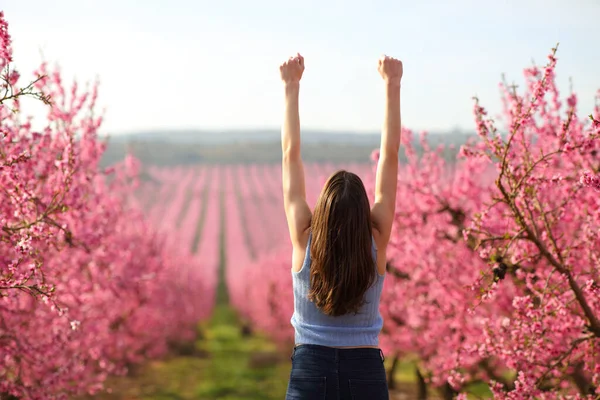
[387,352,400,390]
[240,323,252,337]
[571,363,596,396]
[416,366,428,400]
[439,382,458,400]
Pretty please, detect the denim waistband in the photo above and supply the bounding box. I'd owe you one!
[292,344,385,362]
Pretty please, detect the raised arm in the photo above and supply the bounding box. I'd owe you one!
[280,54,311,247]
[371,55,403,245]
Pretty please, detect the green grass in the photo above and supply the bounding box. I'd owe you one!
[193,305,291,400]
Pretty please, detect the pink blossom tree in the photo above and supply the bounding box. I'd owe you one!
[1,12,213,398]
[380,45,600,399]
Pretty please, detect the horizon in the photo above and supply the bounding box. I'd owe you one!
[4,0,599,135]
[112,125,474,136]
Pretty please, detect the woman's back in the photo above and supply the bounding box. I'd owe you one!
[290,232,385,348]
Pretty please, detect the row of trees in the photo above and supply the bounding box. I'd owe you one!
[376,46,600,399]
[1,12,215,398]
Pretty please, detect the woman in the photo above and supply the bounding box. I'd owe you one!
[280,53,403,400]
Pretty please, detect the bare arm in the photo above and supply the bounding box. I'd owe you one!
[371,56,403,245]
[280,54,311,246]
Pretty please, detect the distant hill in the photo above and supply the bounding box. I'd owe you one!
[100,128,476,167]
[109,129,387,145]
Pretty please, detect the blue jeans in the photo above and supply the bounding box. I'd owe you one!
[285,344,389,400]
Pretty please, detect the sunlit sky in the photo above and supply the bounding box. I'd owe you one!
[3,0,599,135]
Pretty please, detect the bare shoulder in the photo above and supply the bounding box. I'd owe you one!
[291,227,311,273]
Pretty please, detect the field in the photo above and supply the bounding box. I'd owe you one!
[90,162,448,400]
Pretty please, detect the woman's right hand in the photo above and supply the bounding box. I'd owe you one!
[280,53,305,85]
[377,55,403,86]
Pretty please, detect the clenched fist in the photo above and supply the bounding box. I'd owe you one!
[280,53,305,85]
[378,55,403,86]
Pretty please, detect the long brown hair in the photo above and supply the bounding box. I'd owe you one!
[308,170,376,317]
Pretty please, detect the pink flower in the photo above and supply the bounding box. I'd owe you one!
[7,69,19,86]
[580,170,600,191]
[0,11,13,68]
[371,149,380,162]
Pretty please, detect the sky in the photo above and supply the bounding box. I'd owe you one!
[2,0,599,135]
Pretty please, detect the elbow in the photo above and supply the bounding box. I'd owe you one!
[282,147,301,162]
[380,133,401,157]
[380,144,400,159]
